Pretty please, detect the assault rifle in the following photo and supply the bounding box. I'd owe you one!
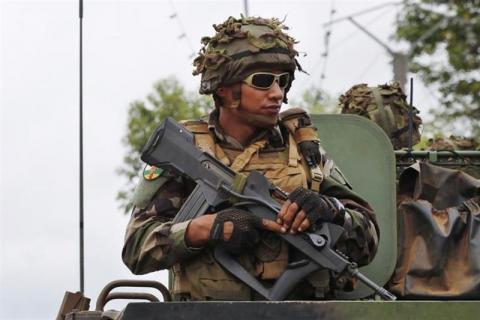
[141,117,396,301]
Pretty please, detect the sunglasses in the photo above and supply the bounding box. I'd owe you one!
[243,72,290,90]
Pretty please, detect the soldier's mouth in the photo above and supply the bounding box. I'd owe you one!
[263,105,281,114]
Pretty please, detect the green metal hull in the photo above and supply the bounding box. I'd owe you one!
[120,301,480,320]
[62,115,480,319]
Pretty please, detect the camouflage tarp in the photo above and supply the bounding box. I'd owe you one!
[388,161,480,299]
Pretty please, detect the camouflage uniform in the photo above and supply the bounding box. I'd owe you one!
[122,16,379,300]
[122,109,379,300]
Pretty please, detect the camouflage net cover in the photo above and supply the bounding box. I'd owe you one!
[338,82,422,149]
[193,16,303,95]
[425,136,479,151]
[424,136,480,179]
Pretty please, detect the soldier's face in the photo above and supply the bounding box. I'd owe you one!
[237,71,285,128]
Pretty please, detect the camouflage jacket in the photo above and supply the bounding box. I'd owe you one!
[122,110,379,300]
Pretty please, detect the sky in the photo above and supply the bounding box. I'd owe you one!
[0,0,439,319]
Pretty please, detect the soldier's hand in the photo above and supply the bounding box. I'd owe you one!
[277,199,311,234]
[277,187,345,234]
[185,209,285,250]
[209,208,285,254]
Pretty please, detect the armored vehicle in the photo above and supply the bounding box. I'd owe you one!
[58,114,480,320]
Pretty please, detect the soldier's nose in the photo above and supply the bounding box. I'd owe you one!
[268,81,284,101]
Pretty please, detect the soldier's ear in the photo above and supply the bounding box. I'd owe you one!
[215,85,240,109]
[215,87,227,97]
[214,87,227,107]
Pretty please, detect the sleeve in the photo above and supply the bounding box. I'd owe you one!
[122,175,202,275]
[319,176,379,267]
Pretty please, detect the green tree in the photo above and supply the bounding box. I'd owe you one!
[395,0,480,136]
[117,77,211,213]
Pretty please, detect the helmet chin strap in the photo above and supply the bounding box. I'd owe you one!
[225,84,241,109]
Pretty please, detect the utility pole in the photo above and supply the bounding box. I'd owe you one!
[78,0,85,294]
[243,0,249,16]
[346,16,444,91]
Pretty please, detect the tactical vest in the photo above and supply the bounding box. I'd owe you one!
[169,108,332,300]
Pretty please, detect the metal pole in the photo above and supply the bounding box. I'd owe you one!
[408,77,414,155]
[392,53,408,90]
[79,0,85,294]
[243,0,249,16]
[347,17,394,55]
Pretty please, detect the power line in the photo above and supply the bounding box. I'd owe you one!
[298,3,395,93]
[168,0,197,59]
[354,51,383,82]
[318,0,336,88]
[348,17,394,55]
[323,1,402,27]
[328,5,395,53]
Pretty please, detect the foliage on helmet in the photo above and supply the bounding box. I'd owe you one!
[338,81,423,149]
[193,16,304,96]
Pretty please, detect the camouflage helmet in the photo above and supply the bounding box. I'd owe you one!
[338,81,422,149]
[193,16,303,101]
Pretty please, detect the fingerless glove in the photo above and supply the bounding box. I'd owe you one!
[209,208,262,255]
[288,187,346,228]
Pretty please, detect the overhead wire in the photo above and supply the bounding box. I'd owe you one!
[354,51,383,82]
[318,0,336,88]
[351,5,399,82]
[298,3,396,94]
[294,1,336,94]
[329,5,395,53]
[323,1,402,27]
[168,0,197,59]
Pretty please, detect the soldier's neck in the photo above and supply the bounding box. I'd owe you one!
[218,108,258,146]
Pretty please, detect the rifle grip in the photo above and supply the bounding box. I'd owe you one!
[173,184,210,224]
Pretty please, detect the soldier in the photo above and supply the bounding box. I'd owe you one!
[338,82,422,150]
[122,16,379,300]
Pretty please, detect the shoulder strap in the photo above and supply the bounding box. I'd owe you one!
[280,108,320,143]
[280,108,323,192]
[280,108,314,137]
[181,119,214,155]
